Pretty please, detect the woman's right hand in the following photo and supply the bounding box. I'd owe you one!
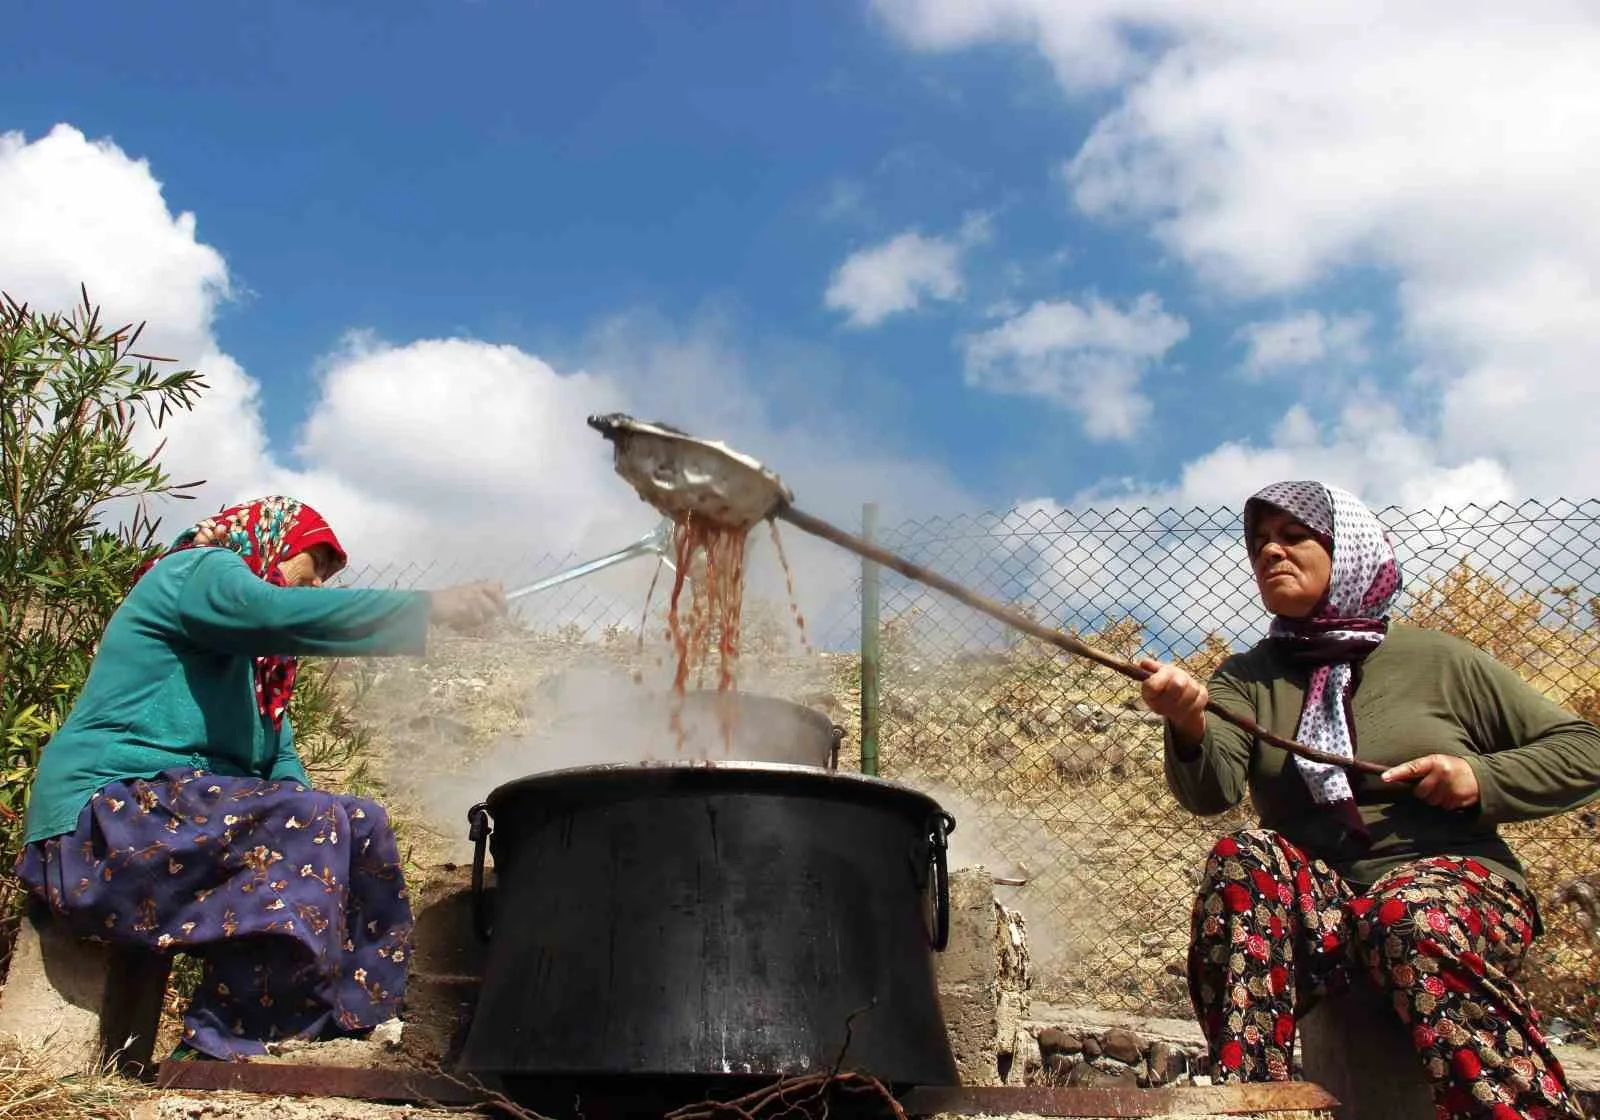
[1138,658,1209,745]
[429,581,508,631]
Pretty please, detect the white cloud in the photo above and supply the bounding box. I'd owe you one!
[297,333,630,554]
[0,124,270,506]
[870,0,1157,92]
[978,487,1554,657]
[1066,396,1515,517]
[0,126,229,341]
[873,0,1600,500]
[819,178,868,223]
[962,292,1188,440]
[0,124,973,647]
[1236,310,1370,377]
[824,212,990,328]
[970,393,1535,653]
[1003,393,1525,647]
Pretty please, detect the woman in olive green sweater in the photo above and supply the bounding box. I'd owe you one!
[15,496,505,1061]
[1138,480,1599,1120]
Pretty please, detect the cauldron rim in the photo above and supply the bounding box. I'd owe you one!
[481,759,944,818]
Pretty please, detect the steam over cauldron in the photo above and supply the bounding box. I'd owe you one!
[536,689,847,771]
[457,748,959,1110]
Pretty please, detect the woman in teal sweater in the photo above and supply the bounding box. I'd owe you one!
[15,496,504,1061]
[1138,480,1598,1120]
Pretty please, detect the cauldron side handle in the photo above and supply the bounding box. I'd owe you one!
[467,802,493,942]
[829,724,845,771]
[929,810,956,952]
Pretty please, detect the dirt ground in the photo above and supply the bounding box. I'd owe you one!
[129,1102,1332,1120]
[130,1095,467,1120]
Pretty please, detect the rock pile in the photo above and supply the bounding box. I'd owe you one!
[1031,1023,1208,1088]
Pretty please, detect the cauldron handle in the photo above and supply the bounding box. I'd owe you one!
[828,724,844,770]
[927,811,956,951]
[467,802,493,942]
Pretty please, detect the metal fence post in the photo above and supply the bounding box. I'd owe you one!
[859,501,881,777]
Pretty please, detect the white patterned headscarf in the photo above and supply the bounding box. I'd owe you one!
[1244,482,1402,823]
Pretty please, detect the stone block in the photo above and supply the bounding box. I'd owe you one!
[1100,1026,1142,1065]
[940,979,1000,1086]
[936,866,999,989]
[0,904,170,1076]
[933,866,1033,1088]
[1300,980,1433,1120]
[1004,1019,1041,1086]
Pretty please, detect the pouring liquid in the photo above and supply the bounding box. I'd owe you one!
[649,516,813,760]
[767,520,812,656]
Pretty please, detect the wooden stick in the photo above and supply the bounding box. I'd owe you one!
[777,504,1390,777]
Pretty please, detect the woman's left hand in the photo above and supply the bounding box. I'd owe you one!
[1382,754,1480,810]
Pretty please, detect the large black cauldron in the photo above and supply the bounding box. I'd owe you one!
[457,761,958,1097]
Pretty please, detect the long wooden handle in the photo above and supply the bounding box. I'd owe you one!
[777,504,1390,777]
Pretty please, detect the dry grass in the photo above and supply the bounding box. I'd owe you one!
[0,1040,151,1119]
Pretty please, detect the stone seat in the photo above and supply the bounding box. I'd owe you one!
[0,898,171,1077]
[1299,977,1435,1120]
[1301,974,1600,1119]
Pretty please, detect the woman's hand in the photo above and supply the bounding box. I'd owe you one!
[1137,658,1209,745]
[1381,754,1480,810]
[430,581,508,631]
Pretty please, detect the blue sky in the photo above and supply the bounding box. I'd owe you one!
[3,0,1367,502]
[3,0,1597,607]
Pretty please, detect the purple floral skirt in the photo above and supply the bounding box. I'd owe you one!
[15,767,413,1061]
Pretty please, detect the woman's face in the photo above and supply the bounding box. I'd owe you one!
[278,544,340,589]
[1249,507,1331,619]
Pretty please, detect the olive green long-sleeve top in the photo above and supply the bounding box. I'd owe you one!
[1165,623,1600,890]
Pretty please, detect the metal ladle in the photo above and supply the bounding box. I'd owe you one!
[587,412,1389,777]
[505,516,677,603]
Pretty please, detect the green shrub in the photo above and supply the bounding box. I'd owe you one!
[1,292,387,1031]
[0,290,205,875]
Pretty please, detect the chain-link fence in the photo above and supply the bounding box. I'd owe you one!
[866,498,1600,1030]
[348,498,1600,1033]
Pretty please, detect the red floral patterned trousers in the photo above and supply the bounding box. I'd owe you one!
[1189,829,1582,1120]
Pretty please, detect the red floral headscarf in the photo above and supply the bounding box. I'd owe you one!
[142,496,348,729]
